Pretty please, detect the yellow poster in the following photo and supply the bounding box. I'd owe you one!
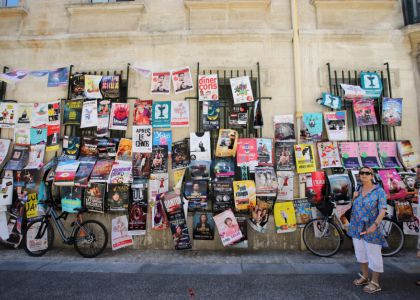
[173,168,186,190]
[233,180,256,211]
[26,193,38,219]
[274,201,297,233]
[116,138,133,162]
[294,144,316,174]
[215,129,238,157]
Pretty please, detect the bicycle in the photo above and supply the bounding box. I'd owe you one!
[23,173,108,258]
[302,198,404,257]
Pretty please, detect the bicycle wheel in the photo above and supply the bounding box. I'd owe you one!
[74,220,108,258]
[23,220,54,257]
[303,219,343,257]
[380,218,404,257]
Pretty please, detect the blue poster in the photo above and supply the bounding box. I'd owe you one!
[153,130,172,153]
[61,186,82,213]
[320,93,342,110]
[302,113,323,141]
[152,101,171,128]
[48,67,69,87]
[360,72,382,98]
[382,97,402,126]
[30,127,47,145]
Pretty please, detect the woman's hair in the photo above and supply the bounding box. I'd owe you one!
[224,217,232,225]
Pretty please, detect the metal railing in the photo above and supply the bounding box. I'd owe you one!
[403,0,420,25]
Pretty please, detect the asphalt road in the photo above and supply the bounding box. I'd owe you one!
[0,271,419,300]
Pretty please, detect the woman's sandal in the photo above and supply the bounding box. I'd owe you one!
[363,281,382,294]
[353,273,369,286]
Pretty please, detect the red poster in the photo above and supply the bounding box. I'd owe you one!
[306,171,326,204]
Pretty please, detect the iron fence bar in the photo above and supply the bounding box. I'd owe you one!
[0,66,9,100]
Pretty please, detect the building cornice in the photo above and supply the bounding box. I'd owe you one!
[311,0,398,9]
[65,1,145,15]
[184,0,271,10]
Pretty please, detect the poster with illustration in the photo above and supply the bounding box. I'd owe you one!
[172,140,189,169]
[14,126,31,146]
[230,76,254,104]
[236,138,258,172]
[275,142,295,171]
[294,144,316,174]
[171,101,189,127]
[256,138,273,166]
[305,171,326,204]
[377,142,403,169]
[273,115,295,142]
[339,142,361,169]
[30,127,47,145]
[318,92,342,110]
[150,71,171,94]
[360,72,382,98]
[0,102,17,128]
[189,132,211,161]
[111,215,133,251]
[24,144,45,170]
[97,100,110,137]
[100,75,120,99]
[132,153,151,179]
[254,167,277,197]
[378,169,407,201]
[340,83,366,99]
[353,99,378,126]
[198,74,218,101]
[317,141,342,169]
[229,104,248,128]
[358,142,381,168]
[149,178,169,230]
[324,111,347,141]
[32,103,48,128]
[382,98,402,126]
[0,139,11,167]
[47,67,69,87]
[80,100,98,128]
[129,183,148,235]
[274,201,297,233]
[213,209,243,246]
[47,100,61,124]
[152,101,171,128]
[172,67,194,94]
[150,145,169,174]
[133,99,152,125]
[46,124,60,152]
[301,113,323,142]
[397,140,418,169]
[193,212,215,240]
[276,171,294,201]
[85,182,106,213]
[294,198,312,227]
[109,103,129,130]
[233,180,256,212]
[84,75,103,99]
[116,138,132,162]
[202,101,220,130]
[153,130,172,153]
[132,125,153,153]
[215,129,238,157]
[70,73,84,99]
[16,103,33,125]
[63,99,82,125]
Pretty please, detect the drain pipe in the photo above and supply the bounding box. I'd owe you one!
[290,0,305,198]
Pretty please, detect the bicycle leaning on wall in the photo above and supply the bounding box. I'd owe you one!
[23,166,108,258]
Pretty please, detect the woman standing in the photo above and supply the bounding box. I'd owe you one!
[348,166,387,294]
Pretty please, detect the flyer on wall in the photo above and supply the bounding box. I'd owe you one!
[273,114,295,142]
[275,142,295,170]
[339,142,361,169]
[184,180,208,211]
[132,125,153,153]
[256,138,273,166]
[353,99,378,126]
[97,100,110,137]
[129,183,148,235]
[16,103,33,125]
[193,212,215,240]
[301,113,323,142]
[100,75,120,99]
[328,174,352,203]
[198,74,218,101]
[133,99,152,125]
[294,144,316,174]
[132,152,151,179]
[358,141,382,168]
[377,142,403,169]
[84,75,103,99]
[317,141,342,169]
[202,101,220,130]
[213,209,243,246]
[150,145,169,174]
[276,171,294,201]
[84,182,106,213]
[236,138,258,172]
[109,103,129,130]
[172,140,190,169]
[63,99,83,125]
[80,100,98,128]
[274,201,297,233]
[152,101,171,128]
[153,130,172,154]
[111,215,133,251]
[189,132,211,161]
[230,76,254,104]
[170,100,189,127]
[324,111,347,141]
[293,198,312,227]
[215,129,238,157]
[213,178,234,212]
[382,97,402,126]
[233,180,256,212]
[254,166,277,197]
[0,102,17,128]
[150,71,171,94]
[32,103,48,128]
[249,197,273,233]
[172,67,194,94]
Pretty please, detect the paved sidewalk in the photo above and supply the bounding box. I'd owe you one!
[0,247,418,275]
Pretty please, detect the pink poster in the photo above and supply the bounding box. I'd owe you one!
[377,142,403,169]
[358,142,381,168]
[353,99,378,126]
[378,169,407,200]
[236,138,258,171]
[339,142,361,169]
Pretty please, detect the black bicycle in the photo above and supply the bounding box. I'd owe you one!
[303,199,404,257]
[23,173,108,258]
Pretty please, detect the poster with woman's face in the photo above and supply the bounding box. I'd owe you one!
[213,209,243,246]
[193,212,215,240]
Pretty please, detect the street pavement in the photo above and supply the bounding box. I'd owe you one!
[0,247,418,299]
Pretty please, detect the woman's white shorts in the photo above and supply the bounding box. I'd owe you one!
[352,238,383,273]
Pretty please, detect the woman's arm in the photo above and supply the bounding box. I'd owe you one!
[366,208,386,234]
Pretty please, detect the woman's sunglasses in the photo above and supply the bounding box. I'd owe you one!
[359,171,372,176]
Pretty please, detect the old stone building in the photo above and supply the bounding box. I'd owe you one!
[0,0,419,250]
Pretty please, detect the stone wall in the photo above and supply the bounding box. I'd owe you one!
[0,0,418,250]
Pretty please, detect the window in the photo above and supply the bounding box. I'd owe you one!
[1,0,20,7]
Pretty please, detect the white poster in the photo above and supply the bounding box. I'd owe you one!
[0,102,18,128]
[24,144,46,169]
[14,125,31,146]
[171,101,190,127]
[111,215,133,251]
[150,71,171,94]
[26,222,48,252]
[32,103,49,127]
[189,132,211,161]
[198,74,219,101]
[172,67,194,94]
[80,100,98,128]
[84,75,103,99]
[230,76,254,104]
[403,203,419,235]
[0,139,11,167]
[340,84,366,99]
[0,212,8,240]
[132,125,153,153]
